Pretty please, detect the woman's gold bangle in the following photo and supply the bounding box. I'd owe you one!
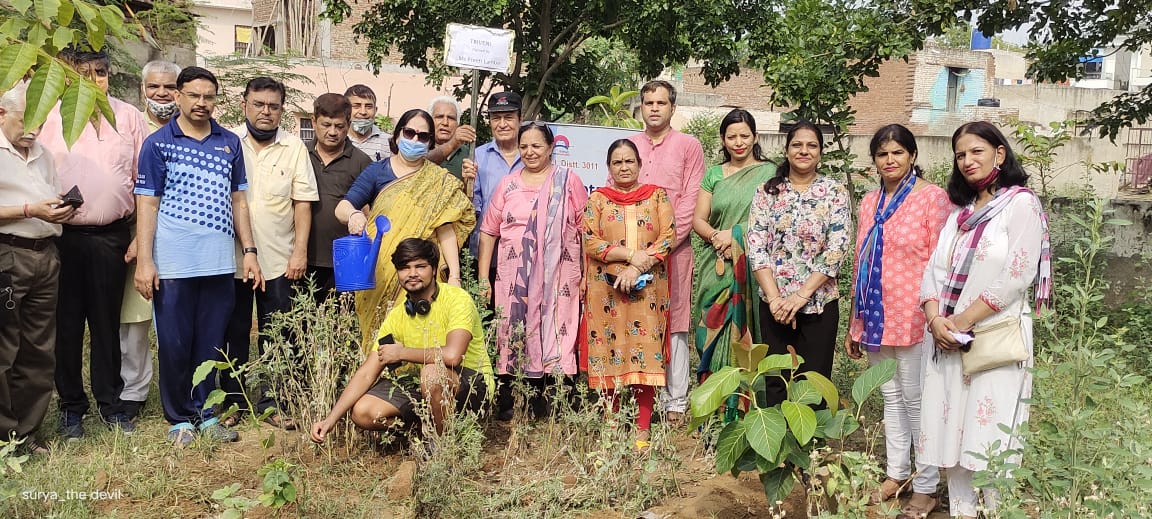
[626,249,635,263]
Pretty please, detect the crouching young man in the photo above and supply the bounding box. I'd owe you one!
[310,238,492,441]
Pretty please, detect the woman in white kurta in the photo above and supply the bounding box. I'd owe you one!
[919,121,1051,519]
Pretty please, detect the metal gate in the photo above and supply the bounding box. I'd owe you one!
[1125,127,1152,193]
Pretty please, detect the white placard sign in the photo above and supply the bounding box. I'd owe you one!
[545,122,642,194]
[444,24,516,74]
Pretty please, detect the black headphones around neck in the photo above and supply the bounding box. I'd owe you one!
[404,283,440,316]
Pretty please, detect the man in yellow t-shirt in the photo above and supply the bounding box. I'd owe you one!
[310,238,492,441]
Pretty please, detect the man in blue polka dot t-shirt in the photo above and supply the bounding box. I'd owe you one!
[133,66,265,447]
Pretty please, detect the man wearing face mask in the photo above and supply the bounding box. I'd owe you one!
[344,85,391,162]
[223,77,318,429]
[334,108,475,348]
[39,47,149,438]
[140,61,181,132]
[118,60,182,423]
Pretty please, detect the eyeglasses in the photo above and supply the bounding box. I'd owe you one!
[400,127,433,143]
[249,101,283,113]
[180,92,218,104]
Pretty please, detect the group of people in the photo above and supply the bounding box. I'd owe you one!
[0,49,1050,517]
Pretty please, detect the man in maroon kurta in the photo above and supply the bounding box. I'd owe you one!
[628,80,705,423]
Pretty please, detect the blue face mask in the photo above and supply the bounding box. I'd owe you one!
[397,138,429,161]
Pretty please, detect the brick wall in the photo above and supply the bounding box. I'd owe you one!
[327,9,407,65]
[849,56,917,135]
[680,67,775,110]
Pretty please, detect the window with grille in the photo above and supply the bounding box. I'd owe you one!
[235,26,251,55]
[298,116,314,145]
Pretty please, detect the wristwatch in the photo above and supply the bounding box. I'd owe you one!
[243,247,258,255]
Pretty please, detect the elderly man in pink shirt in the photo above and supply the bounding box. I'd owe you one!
[628,80,705,425]
[39,48,148,438]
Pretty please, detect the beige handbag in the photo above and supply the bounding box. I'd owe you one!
[961,316,1030,375]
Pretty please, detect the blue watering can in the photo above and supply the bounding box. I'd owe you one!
[332,215,391,291]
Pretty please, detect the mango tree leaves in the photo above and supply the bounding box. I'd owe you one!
[24,58,66,130]
[851,358,897,407]
[781,400,817,445]
[744,407,787,462]
[0,43,38,91]
[689,365,742,418]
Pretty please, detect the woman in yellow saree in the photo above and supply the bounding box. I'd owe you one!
[336,109,475,345]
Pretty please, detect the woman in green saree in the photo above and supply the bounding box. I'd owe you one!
[692,109,776,379]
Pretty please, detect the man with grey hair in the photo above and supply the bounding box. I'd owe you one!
[140,60,181,132]
[118,60,182,422]
[426,96,475,179]
[0,82,76,452]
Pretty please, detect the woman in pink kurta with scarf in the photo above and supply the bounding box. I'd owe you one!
[845,125,951,515]
[479,123,587,419]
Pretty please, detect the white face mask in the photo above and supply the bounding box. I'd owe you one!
[146,97,177,120]
[350,119,374,134]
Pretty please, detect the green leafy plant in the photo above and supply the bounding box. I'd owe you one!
[682,110,723,168]
[689,347,896,505]
[1011,119,1073,201]
[585,84,642,129]
[0,0,135,146]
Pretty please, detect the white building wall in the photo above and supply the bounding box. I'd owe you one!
[191,0,254,59]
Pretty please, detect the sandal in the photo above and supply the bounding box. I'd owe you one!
[263,412,298,431]
[870,478,908,504]
[896,493,939,519]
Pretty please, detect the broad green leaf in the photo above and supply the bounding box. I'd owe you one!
[74,0,96,23]
[280,483,297,502]
[191,359,218,387]
[744,407,786,462]
[759,468,795,503]
[714,419,748,474]
[211,483,241,500]
[202,389,226,410]
[86,19,106,51]
[789,380,821,405]
[781,400,817,445]
[822,408,860,439]
[0,18,32,39]
[731,447,759,476]
[689,365,742,417]
[261,431,276,449]
[23,59,66,130]
[757,353,799,375]
[99,6,126,37]
[10,0,33,15]
[734,341,769,371]
[94,88,115,128]
[0,44,39,91]
[28,24,52,48]
[52,27,75,53]
[800,370,839,413]
[57,0,76,27]
[585,95,611,107]
[852,358,897,407]
[35,0,62,25]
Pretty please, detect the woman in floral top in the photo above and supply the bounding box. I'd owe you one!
[747,120,851,407]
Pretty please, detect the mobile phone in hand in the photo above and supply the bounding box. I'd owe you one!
[60,185,84,208]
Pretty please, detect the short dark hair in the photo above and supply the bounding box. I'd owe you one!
[59,47,110,69]
[947,121,1028,206]
[869,123,923,178]
[391,238,440,271]
[344,84,376,103]
[389,109,436,154]
[176,66,219,91]
[313,93,351,122]
[606,139,641,167]
[518,121,554,146]
[719,108,768,163]
[243,77,286,104]
[640,80,677,105]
